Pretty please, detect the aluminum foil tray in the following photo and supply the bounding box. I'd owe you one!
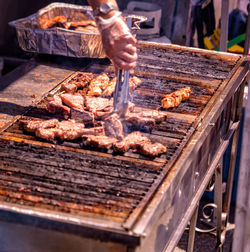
[9,2,146,58]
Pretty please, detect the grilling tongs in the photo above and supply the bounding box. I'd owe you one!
[113,17,132,117]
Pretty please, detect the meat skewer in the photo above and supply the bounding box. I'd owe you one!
[161,87,193,109]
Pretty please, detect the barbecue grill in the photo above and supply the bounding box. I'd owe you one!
[0,41,248,251]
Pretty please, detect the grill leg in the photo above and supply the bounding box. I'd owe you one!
[187,203,199,252]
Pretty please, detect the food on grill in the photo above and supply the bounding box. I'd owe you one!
[129,76,143,91]
[61,73,93,93]
[46,95,71,116]
[161,87,193,109]
[61,93,84,110]
[136,142,167,158]
[113,131,150,153]
[19,119,59,132]
[85,96,113,113]
[82,135,117,149]
[89,75,142,97]
[87,73,110,96]
[71,108,94,124]
[102,77,116,97]
[104,114,123,140]
[124,113,156,129]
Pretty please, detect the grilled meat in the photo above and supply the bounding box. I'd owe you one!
[39,16,67,29]
[46,95,71,116]
[138,110,167,122]
[71,108,94,124]
[137,142,167,158]
[124,113,156,129]
[102,77,116,97]
[85,96,113,113]
[35,128,58,141]
[161,87,193,109]
[101,76,142,97]
[82,135,117,149]
[61,93,84,110]
[81,126,105,136]
[87,73,110,96]
[104,114,123,140]
[129,76,142,91]
[61,73,93,93]
[113,131,150,153]
[19,119,59,132]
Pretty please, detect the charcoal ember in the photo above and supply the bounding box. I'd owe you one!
[82,135,117,149]
[104,114,123,140]
[71,108,94,124]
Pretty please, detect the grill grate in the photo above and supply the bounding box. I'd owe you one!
[0,43,240,229]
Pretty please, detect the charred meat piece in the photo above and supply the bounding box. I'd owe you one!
[161,87,193,109]
[113,131,150,153]
[104,114,123,140]
[19,119,59,132]
[124,113,156,129]
[82,135,117,149]
[87,73,110,96]
[61,73,93,93]
[61,93,84,110]
[136,142,167,158]
[47,95,71,116]
[71,108,94,124]
[39,16,67,29]
[85,96,113,113]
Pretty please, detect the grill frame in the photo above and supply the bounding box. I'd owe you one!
[0,42,248,250]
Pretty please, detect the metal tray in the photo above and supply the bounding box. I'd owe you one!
[9,2,146,58]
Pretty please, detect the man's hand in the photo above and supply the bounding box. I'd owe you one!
[96,12,137,70]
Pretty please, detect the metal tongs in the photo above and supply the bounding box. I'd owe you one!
[113,17,132,117]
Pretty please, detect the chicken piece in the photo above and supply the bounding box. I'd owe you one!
[139,110,167,122]
[40,16,67,29]
[46,95,71,116]
[85,96,113,113]
[82,135,117,149]
[87,73,110,96]
[102,77,116,97]
[113,131,150,153]
[161,87,193,109]
[61,93,84,110]
[129,76,142,91]
[137,142,166,158]
[19,119,59,132]
[71,108,94,124]
[104,114,123,140]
